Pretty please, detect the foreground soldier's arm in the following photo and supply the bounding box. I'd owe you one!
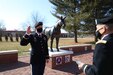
[77,39,113,75]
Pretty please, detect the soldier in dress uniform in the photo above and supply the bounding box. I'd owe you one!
[77,16,113,75]
[20,22,49,75]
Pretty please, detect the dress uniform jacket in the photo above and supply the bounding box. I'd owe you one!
[82,33,113,75]
[20,33,49,64]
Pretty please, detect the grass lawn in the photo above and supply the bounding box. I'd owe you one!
[0,37,95,56]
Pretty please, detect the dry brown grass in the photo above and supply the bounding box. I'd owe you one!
[49,37,95,46]
[0,37,95,55]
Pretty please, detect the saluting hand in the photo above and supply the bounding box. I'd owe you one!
[26,26,31,34]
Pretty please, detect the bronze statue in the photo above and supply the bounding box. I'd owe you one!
[44,16,66,52]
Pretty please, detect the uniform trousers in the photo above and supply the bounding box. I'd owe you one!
[31,60,46,75]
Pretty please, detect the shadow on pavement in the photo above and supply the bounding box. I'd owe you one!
[53,61,82,75]
[0,61,30,72]
[73,50,93,56]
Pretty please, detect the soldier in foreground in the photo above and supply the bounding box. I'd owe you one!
[77,16,113,75]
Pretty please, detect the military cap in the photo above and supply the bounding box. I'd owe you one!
[96,16,113,25]
[35,22,43,28]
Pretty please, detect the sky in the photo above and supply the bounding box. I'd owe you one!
[0,0,58,30]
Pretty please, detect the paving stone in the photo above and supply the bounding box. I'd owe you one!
[0,51,93,75]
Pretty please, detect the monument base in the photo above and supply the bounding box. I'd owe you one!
[0,50,18,64]
[59,44,92,54]
[47,48,73,69]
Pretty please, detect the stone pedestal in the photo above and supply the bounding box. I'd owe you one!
[59,44,92,54]
[47,48,73,69]
[0,50,18,64]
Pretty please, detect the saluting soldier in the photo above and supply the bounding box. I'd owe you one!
[20,22,49,75]
[77,16,113,75]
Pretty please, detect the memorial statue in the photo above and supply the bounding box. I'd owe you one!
[44,16,66,52]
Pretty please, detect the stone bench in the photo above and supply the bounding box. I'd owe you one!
[47,48,73,69]
[0,50,18,64]
[59,44,92,54]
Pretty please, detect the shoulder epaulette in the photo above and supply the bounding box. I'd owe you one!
[96,40,107,44]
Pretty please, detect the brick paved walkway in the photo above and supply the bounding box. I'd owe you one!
[0,51,93,75]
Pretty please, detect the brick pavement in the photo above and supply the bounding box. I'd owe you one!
[0,51,93,75]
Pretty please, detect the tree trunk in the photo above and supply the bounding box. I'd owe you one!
[0,36,2,41]
[74,29,78,43]
[94,24,98,42]
[94,8,98,42]
[0,33,2,42]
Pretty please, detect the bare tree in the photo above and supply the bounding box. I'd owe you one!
[5,34,8,42]
[21,12,45,31]
[21,22,29,31]
[0,20,6,41]
[32,12,45,23]
[15,33,19,42]
[32,12,41,24]
[0,20,6,30]
[9,33,13,42]
[30,12,45,30]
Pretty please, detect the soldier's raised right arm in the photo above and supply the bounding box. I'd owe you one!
[20,26,31,46]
